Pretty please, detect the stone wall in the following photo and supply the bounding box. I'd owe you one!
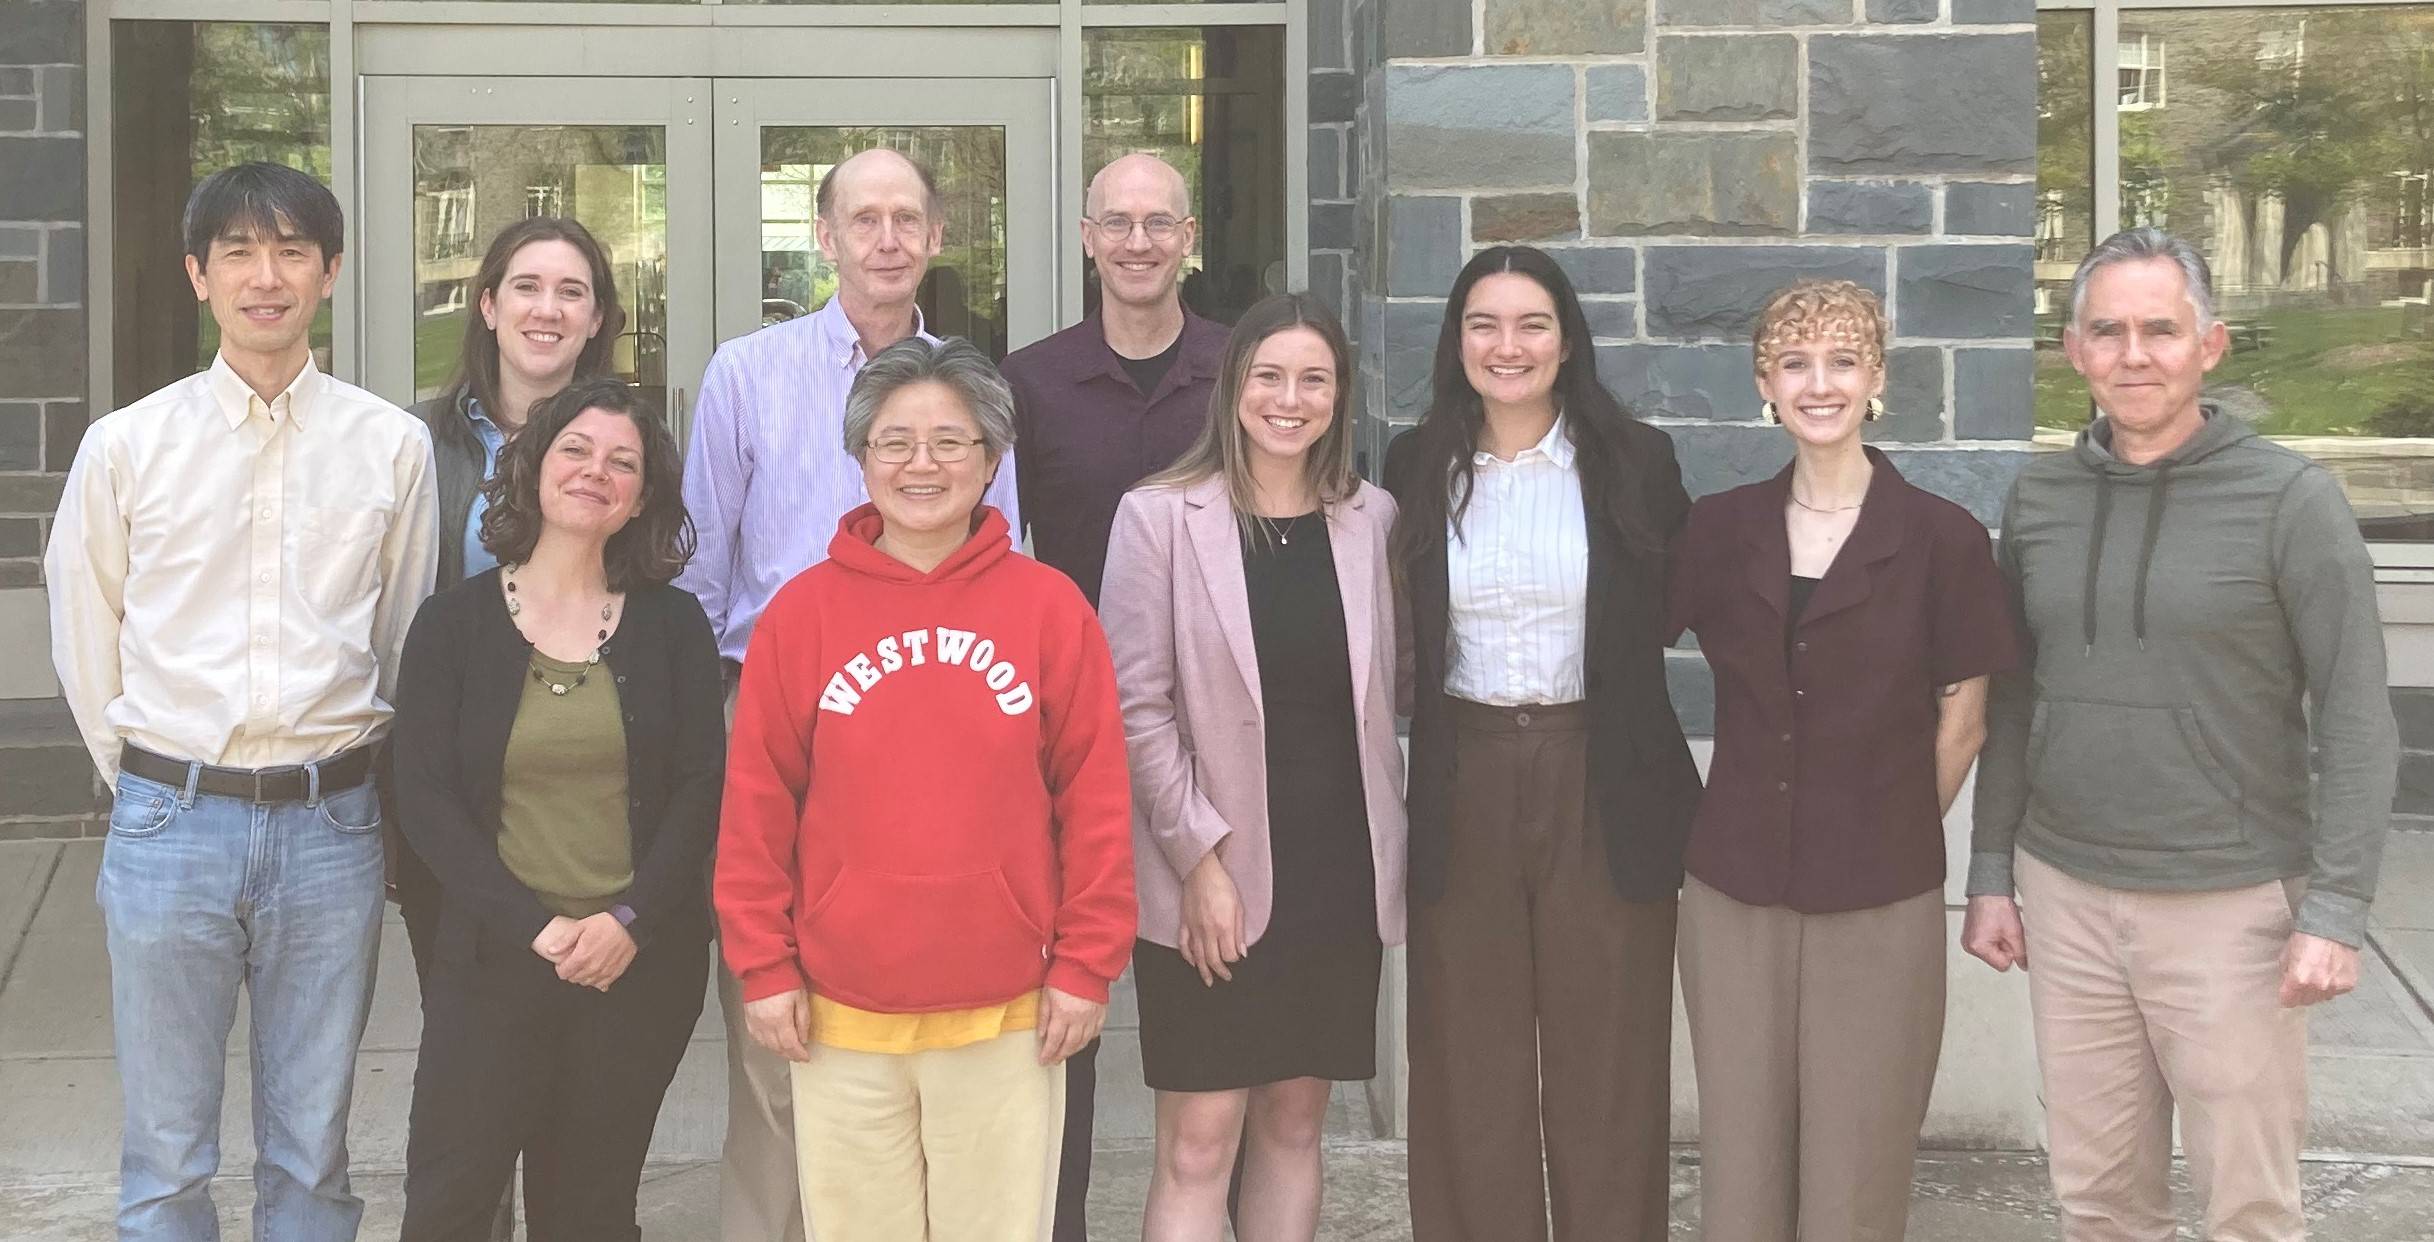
[1351,0,2041,729]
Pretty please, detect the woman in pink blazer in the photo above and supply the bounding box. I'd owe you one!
[1100,293,1409,1242]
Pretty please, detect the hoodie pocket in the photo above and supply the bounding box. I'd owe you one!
[2029,698,2243,852]
[800,866,1050,1010]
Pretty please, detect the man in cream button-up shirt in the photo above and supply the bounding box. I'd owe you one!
[45,162,437,1242]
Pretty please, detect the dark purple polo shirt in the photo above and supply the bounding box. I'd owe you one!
[1664,448,2021,913]
[1001,311,1229,607]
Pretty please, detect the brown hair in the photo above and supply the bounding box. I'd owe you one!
[1139,292,1361,543]
[1752,279,1887,377]
[477,378,694,591]
[438,217,627,431]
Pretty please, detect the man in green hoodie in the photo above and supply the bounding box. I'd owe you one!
[1963,227,2397,1241]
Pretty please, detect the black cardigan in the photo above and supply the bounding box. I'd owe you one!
[1385,415,1701,905]
[392,569,726,965]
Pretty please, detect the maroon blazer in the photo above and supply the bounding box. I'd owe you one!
[1665,448,2019,913]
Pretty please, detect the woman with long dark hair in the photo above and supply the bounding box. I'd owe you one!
[1385,245,1697,1242]
[1100,294,1408,1241]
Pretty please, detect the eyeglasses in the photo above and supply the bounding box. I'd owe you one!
[866,435,982,464]
[1089,214,1185,242]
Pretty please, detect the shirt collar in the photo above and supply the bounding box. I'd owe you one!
[812,294,932,371]
[206,352,323,431]
[1473,413,1575,469]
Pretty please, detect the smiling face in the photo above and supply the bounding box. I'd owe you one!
[1459,271,1567,414]
[1234,325,1339,474]
[861,380,996,544]
[537,408,647,542]
[1756,329,1884,450]
[185,218,338,367]
[2065,256,2227,443]
[1083,154,1196,313]
[816,150,944,310]
[483,238,605,394]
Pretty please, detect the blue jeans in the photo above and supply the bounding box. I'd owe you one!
[98,765,387,1242]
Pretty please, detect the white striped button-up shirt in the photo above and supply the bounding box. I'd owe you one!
[1444,415,1591,706]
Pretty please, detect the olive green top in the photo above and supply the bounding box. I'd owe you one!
[497,649,634,919]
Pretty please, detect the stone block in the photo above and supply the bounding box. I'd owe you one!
[1309,0,1348,70]
[45,401,84,471]
[1898,244,2035,339]
[1954,0,2033,22]
[1588,132,1798,238]
[0,227,35,258]
[1642,245,1886,339]
[0,136,83,221]
[0,307,83,400]
[1488,0,1648,56]
[0,3,82,64]
[0,559,39,588]
[1657,0,1851,25]
[1385,65,1578,192]
[1386,196,1464,297]
[1472,193,1580,244]
[1806,181,1933,235]
[1666,432,2035,523]
[0,259,32,303]
[45,226,79,303]
[1866,345,1947,443]
[1553,244,1637,295]
[1311,200,1356,252]
[0,743,103,817]
[0,473,63,516]
[1596,343,1758,421]
[1946,181,2036,237]
[1380,0,1471,59]
[0,403,36,471]
[0,68,33,95]
[1885,445,2030,525]
[1586,64,1650,125]
[1665,422,1796,498]
[1310,252,1347,317]
[1869,0,1938,22]
[1580,298,1638,341]
[2401,751,2434,817]
[0,99,35,134]
[0,517,36,556]
[1657,36,1797,123]
[1954,347,2035,439]
[1810,34,2037,175]
[1311,71,1358,125]
[1381,299,1448,421]
[1309,127,1344,202]
[40,67,79,133]
[2394,687,2434,752]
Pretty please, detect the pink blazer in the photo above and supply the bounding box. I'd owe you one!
[1099,473,1409,951]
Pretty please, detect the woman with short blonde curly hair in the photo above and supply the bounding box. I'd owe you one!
[1663,279,2021,1240]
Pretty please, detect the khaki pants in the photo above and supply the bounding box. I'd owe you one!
[1678,876,1945,1242]
[720,678,809,1242]
[1407,700,1676,1242]
[790,1028,1066,1242]
[2016,851,2309,1242]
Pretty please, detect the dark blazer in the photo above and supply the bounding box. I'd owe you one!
[406,394,491,591]
[1664,448,2018,913]
[1385,414,1700,905]
[392,569,727,966]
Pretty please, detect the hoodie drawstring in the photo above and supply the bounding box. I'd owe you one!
[2082,473,2113,655]
[2081,467,2172,655]
[2132,465,2171,650]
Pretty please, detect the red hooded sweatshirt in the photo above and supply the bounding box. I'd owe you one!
[716,505,1136,1012]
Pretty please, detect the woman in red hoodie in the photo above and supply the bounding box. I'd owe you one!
[714,336,1136,1241]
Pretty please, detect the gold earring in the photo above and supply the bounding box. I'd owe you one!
[1865,397,1885,422]
[1762,401,1780,425]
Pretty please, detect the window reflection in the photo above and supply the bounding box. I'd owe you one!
[111,22,332,400]
[1083,25,1285,325]
[2036,11,2096,431]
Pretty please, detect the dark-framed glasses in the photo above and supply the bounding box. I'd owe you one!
[867,434,982,464]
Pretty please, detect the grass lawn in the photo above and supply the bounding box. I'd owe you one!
[2035,305,2432,437]
[415,310,466,398]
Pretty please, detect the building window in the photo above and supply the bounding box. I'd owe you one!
[2118,30,2167,111]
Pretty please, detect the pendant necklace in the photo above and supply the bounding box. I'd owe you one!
[1259,513,1305,546]
[505,566,615,696]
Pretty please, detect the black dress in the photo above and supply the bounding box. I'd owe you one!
[1135,513,1384,1092]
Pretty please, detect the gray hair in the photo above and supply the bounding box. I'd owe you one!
[841,336,1018,463]
[2069,226,2217,328]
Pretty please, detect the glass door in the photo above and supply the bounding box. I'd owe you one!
[713,80,1058,362]
[360,76,715,433]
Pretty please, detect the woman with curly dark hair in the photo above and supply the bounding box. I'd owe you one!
[392,377,724,1242]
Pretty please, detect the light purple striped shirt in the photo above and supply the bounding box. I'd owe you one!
[675,296,1023,664]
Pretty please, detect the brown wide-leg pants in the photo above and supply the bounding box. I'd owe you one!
[1677,875,1946,1242]
[1408,700,1677,1242]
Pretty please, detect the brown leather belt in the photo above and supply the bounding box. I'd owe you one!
[120,742,376,805]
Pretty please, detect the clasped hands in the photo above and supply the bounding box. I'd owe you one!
[531,912,637,991]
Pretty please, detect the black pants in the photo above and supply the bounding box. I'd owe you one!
[401,926,708,1242]
[1053,1037,1099,1240]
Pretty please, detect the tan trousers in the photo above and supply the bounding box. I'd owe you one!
[720,679,809,1242]
[2016,851,2309,1242]
[1677,876,1945,1242]
[790,1028,1066,1242]
[1407,700,1676,1242]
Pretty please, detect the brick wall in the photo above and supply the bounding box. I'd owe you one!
[0,1,85,593]
[1350,0,2041,730]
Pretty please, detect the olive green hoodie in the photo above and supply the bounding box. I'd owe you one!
[1969,406,2396,947]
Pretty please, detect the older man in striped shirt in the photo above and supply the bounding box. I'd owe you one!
[676,145,1022,1242]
